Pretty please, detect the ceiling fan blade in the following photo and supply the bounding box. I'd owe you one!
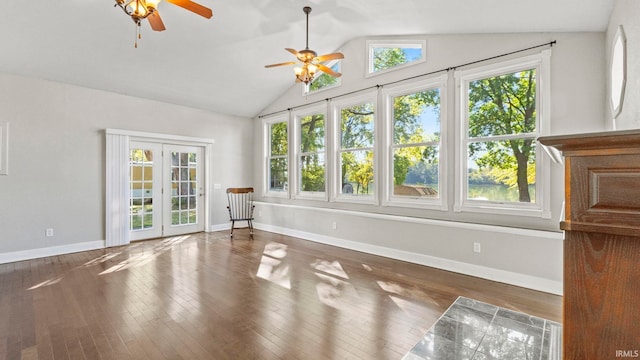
[265,61,298,68]
[316,64,342,78]
[147,11,166,31]
[285,48,299,56]
[314,52,344,62]
[165,0,213,18]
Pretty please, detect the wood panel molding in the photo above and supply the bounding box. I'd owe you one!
[539,129,640,359]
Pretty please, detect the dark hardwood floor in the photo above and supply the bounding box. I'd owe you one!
[0,230,561,360]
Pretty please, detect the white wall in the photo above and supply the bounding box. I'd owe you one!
[0,72,253,259]
[607,0,640,129]
[252,32,607,295]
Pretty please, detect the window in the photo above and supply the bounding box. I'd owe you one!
[367,40,426,76]
[294,106,326,198]
[169,150,199,226]
[130,148,154,231]
[260,47,552,222]
[307,61,341,94]
[332,93,377,202]
[383,76,447,209]
[265,118,289,196]
[455,51,551,217]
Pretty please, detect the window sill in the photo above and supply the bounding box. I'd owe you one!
[383,198,447,211]
[454,202,550,219]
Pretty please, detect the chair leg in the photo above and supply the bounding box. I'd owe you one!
[248,220,254,235]
[230,220,235,237]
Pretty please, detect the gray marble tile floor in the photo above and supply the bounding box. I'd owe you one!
[403,296,562,360]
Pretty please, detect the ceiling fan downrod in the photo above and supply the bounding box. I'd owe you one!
[303,6,311,50]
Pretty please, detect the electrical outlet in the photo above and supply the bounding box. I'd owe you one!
[332,221,337,230]
[473,242,481,253]
[46,228,54,237]
[258,211,262,217]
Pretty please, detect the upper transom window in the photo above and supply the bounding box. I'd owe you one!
[306,60,342,94]
[367,40,426,76]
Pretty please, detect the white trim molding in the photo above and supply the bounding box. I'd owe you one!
[106,132,131,247]
[106,128,215,145]
[0,240,105,264]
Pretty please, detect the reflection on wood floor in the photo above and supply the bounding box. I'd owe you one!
[0,230,561,359]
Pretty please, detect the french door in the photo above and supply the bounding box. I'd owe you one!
[129,142,204,241]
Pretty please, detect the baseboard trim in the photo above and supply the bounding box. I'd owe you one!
[0,240,105,264]
[208,223,231,232]
[254,223,563,296]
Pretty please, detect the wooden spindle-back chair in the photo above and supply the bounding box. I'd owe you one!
[226,187,255,237]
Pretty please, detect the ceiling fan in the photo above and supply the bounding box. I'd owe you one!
[115,0,213,46]
[265,6,344,85]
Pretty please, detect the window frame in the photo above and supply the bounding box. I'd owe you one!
[263,115,290,198]
[381,74,448,210]
[366,39,427,77]
[330,91,379,205]
[454,50,551,218]
[292,104,329,200]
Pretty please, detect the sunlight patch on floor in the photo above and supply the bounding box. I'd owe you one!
[378,280,441,315]
[99,236,190,275]
[314,272,357,308]
[27,276,63,290]
[312,259,361,309]
[82,252,121,267]
[256,242,291,289]
[311,259,349,279]
[388,294,430,318]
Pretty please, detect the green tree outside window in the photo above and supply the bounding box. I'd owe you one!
[467,69,537,203]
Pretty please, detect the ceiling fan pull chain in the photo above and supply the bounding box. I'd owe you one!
[134,22,141,48]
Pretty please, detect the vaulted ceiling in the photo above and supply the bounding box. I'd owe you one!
[0,0,613,118]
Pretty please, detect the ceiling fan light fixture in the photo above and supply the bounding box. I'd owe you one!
[146,0,162,8]
[264,6,344,87]
[114,0,212,47]
[295,63,317,84]
[132,3,150,17]
[116,0,156,24]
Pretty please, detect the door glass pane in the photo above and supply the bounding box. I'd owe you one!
[170,151,198,226]
[130,148,155,231]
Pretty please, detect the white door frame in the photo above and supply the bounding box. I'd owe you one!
[162,144,205,236]
[106,129,214,247]
[129,141,164,241]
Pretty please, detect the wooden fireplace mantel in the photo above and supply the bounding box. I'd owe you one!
[539,129,640,359]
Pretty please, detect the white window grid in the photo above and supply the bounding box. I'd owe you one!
[454,50,551,218]
[292,104,329,200]
[330,91,379,204]
[381,75,448,210]
[263,116,290,198]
